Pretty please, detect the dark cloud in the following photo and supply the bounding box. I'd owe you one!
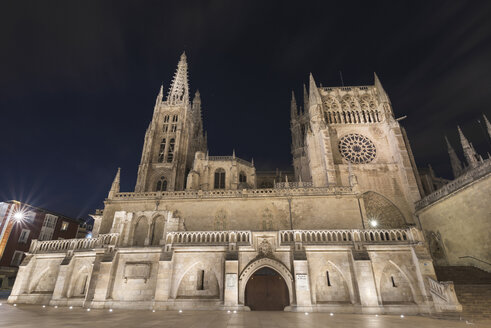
[0,1,490,218]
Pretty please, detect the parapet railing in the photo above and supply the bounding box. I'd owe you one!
[274,181,314,189]
[113,185,354,200]
[416,159,491,209]
[29,233,119,253]
[428,277,449,302]
[166,230,252,245]
[279,228,420,244]
[207,156,254,167]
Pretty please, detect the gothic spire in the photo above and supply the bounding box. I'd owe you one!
[155,84,164,107]
[303,83,309,112]
[484,114,491,139]
[108,168,121,198]
[308,73,321,109]
[457,126,478,168]
[167,52,189,105]
[374,72,391,104]
[445,136,463,178]
[290,91,297,119]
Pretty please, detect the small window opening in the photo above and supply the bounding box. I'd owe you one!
[197,270,205,290]
[326,271,331,286]
[391,276,397,287]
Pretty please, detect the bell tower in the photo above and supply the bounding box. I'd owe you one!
[135,52,206,192]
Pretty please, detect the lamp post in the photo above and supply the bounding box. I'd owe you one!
[0,202,24,259]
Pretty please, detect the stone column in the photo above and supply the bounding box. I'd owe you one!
[87,252,116,308]
[351,249,379,312]
[153,251,174,309]
[223,260,239,307]
[293,259,312,310]
[50,256,72,304]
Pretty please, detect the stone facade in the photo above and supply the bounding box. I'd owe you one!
[9,53,462,314]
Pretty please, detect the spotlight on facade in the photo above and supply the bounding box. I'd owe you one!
[400,314,405,318]
[54,306,58,309]
[13,212,24,222]
[0,303,3,306]
[227,310,231,313]
[179,309,182,313]
[87,308,91,312]
[109,309,113,312]
[13,304,17,306]
[330,313,334,316]
[375,314,379,317]
[233,310,237,314]
[152,309,155,312]
[304,312,309,315]
[369,220,378,228]
[42,305,46,308]
[69,306,73,309]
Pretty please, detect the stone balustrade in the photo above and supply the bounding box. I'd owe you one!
[29,233,119,253]
[416,159,491,209]
[166,230,252,245]
[274,181,314,189]
[428,277,462,312]
[207,156,254,167]
[279,228,419,244]
[113,185,354,200]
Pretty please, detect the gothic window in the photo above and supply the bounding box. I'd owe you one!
[163,124,168,132]
[164,115,170,123]
[239,172,247,183]
[158,138,166,162]
[171,124,177,132]
[338,134,377,164]
[167,139,175,162]
[156,176,168,191]
[214,168,226,189]
[172,115,178,122]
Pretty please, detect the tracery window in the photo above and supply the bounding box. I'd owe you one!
[338,134,377,164]
[171,124,177,132]
[166,138,175,163]
[239,171,247,183]
[214,168,226,189]
[156,176,168,191]
[158,138,166,162]
[172,115,178,122]
[164,115,170,123]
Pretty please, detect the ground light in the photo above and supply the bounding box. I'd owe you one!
[227,310,231,313]
[233,310,237,313]
[179,309,182,313]
[109,309,113,312]
[400,314,405,318]
[304,312,309,315]
[54,306,58,309]
[87,308,91,312]
[13,304,17,306]
[42,305,46,308]
[330,313,334,316]
[69,306,73,309]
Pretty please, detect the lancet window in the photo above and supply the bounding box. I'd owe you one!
[214,168,226,189]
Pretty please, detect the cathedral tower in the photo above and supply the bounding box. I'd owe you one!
[134,53,206,192]
[291,73,423,224]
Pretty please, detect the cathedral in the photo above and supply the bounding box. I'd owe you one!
[8,53,462,314]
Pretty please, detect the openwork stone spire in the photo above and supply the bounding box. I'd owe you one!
[167,52,189,105]
[457,126,478,168]
[290,91,297,119]
[445,136,463,178]
[108,167,121,198]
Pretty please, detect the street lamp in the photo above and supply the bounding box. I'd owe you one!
[13,212,24,222]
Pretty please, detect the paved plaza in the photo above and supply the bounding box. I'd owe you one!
[0,303,490,328]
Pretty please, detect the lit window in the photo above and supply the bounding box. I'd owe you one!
[18,229,30,243]
[61,221,69,231]
[214,168,226,189]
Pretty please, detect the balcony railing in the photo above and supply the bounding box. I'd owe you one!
[29,233,119,253]
[166,230,251,245]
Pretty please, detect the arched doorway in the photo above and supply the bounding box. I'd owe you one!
[245,267,289,311]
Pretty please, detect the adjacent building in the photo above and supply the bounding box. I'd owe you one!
[0,200,80,289]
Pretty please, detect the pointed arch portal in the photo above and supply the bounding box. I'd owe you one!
[245,267,290,311]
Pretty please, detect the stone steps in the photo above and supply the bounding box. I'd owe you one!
[435,266,491,319]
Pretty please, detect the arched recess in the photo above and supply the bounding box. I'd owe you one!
[150,215,165,246]
[175,262,220,299]
[29,266,57,293]
[133,216,150,246]
[378,261,417,304]
[315,261,353,304]
[67,264,91,298]
[362,191,407,228]
[238,257,293,306]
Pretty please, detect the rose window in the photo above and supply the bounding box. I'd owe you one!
[338,134,376,164]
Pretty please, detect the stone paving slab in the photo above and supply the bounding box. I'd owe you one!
[0,304,490,328]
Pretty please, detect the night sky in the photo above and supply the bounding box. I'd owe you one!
[1,1,490,220]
